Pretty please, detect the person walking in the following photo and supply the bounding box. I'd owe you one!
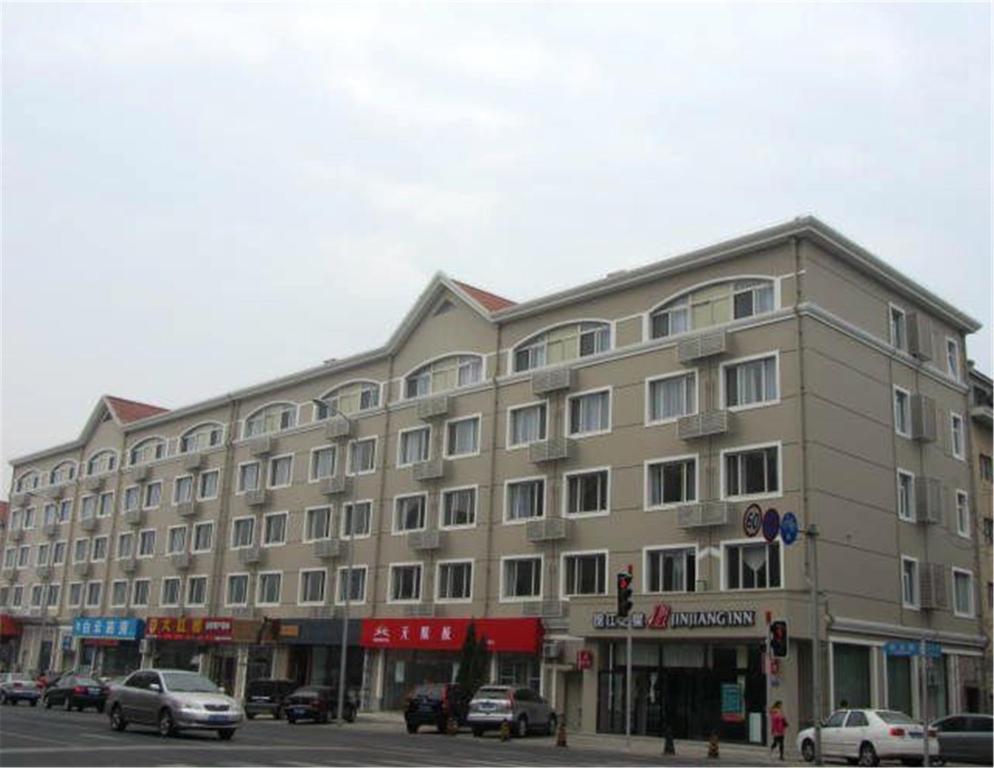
[769,700,788,761]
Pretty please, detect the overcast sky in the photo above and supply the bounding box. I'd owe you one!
[2,2,991,491]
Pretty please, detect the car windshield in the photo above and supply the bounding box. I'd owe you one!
[475,687,510,698]
[7,673,31,682]
[876,711,916,724]
[161,672,219,693]
[75,678,100,686]
[413,684,444,696]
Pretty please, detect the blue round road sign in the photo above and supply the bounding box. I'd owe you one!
[780,512,799,545]
[762,508,780,543]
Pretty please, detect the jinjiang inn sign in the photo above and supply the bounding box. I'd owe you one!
[593,603,757,630]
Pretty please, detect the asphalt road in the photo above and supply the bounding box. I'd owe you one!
[0,704,767,767]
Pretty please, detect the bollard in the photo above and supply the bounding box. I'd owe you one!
[446,716,458,735]
[663,724,675,755]
[556,719,567,748]
[707,731,720,759]
[499,720,511,742]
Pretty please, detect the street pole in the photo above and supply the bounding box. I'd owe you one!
[625,614,632,750]
[808,523,823,766]
[337,409,355,728]
[921,634,929,767]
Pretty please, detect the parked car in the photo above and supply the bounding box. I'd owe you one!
[404,683,473,733]
[0,672,41,706]
[106,668,244,740]
[43,674,108,712]
[931,713,992,765]
[284,685,357,724]
[244,678,297,720]
[467,686,557,738]
[797,709,938,766]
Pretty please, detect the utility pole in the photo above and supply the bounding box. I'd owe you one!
[626,611,632,750]
[808,523,823,766]
[921,634,929,767]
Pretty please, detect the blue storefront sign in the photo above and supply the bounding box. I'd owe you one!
[72,617,144,641]
[885,640,941,658]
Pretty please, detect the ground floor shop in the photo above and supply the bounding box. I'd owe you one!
[272,617,363,694]
[0,614,22,672]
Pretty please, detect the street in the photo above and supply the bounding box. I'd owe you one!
[0,705,771,767]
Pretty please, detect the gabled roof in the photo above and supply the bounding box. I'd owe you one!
[451,280,516,312]
[104,395,169,424]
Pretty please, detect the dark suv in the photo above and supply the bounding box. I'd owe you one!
[244,678,297,720]
[404,683,472,734]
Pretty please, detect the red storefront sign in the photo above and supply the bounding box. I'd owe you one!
[146,617,233,642]
[0,613,22,638]
[360,618,543,654]
[576,649,593,670]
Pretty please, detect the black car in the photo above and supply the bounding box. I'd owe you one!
[244,678,297,719]
[404,683,473,734]
[932,713,993,765]
[284,686,357,724]
[43,675,108,712]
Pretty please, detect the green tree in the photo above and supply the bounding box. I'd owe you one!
[456,621,491,694]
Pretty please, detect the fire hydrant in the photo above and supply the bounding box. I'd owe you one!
[499,720,511,742]
[556,719,567,747]
[707,731,720,759]
[446,716,458,735]
[663,724,675,755]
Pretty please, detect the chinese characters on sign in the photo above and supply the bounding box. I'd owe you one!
[72,617,143,640]
[592,604,756,631]
[145,616,233,642]
[359,618,543,654]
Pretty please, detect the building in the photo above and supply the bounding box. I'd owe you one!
[1,216,989,742]
[967,366,993,711]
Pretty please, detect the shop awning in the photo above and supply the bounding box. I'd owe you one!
[0,613,21,638]
[360,617,543,654]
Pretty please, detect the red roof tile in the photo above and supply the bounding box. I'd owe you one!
[452,280,516,312]
[104,395,169,424]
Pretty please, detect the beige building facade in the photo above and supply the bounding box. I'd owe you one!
[2,216,989,741]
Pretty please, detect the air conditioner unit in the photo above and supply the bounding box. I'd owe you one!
[249,436,274,457]
[245,490,269,507]
[910,394,937,442]
[531,366,574,396]
[321,476,351,496]
[677,502,730,529]
[523,600,566,619]
[678,329,728,364]
[128,465,150,483]
[176,502,199,519]
[237,546,264,566]
[920,563,949,611]
[907,313,934,361]
[170,552,191,570]
[120,557,138,574]
[324,417,352,440]
[529,437,572,464]
[915,477,944,525]
[314,539,342,559]
[122,509,144,527]
[416,395,450,421]
[42,522,59,538]
[526,517,569,542]
[181,452,206,472]
[407,529,443,551]
[9,528,24,543]
[678,410,733,440]
[79,516,98,532]
[404,604,436,618]
[542,640,563,660]
[413,459,446,482]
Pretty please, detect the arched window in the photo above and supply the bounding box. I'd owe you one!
[49,461,77,485]
[649,279,775,339]
[128,437,167,466]
[180,422,225,453]
[315,381,380,419]
[512,322,611,373]
[86,450,118,476]
[244,402,297,438]
[15,470,40,493]
[404,355,483,399]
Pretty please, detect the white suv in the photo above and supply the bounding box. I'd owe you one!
[467,685,557,738]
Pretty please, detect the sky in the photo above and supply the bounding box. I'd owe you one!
[2,1,991,491]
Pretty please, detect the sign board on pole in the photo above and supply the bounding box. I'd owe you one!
[743,504,763,537]
[885,640,942,658]
[762,508,781,543]
[780,512,799,545]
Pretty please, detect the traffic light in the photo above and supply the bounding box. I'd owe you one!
[616,570,634,618]
[769,620,788,658]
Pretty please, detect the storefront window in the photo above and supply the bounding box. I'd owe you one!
[383,650,458,710]
[833,643,871,708]
[927,656,948,720]
[498,655,540,691]
[887,655,912,716]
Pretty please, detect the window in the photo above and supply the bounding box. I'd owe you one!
[647,457,697,507]
[268,455,293,488]
[43,503,58,527]
[901,557,919,609]
[646,547,696,593]
[390,563,423,602]
[446,416,480,457]
[398,427,430,467]
[11,585,24,608]
[502,557,542,600]
[316,381,380,417]
[22,508,34,529]
[91,536,108,561]
[946,338,960,380]
[262,512,288,546]
[568,390,611,436]
[985,517,993,546]
[73,538,89,564]
[186,576,207,606]
[894,387,911,437]
[167,527,188,555]
[310,447,336,481]
[953,569,974,617]
[565,469,610,516]
[732,280,775,319]
[405,354,483,399]
[86,450,117,476]
[304,507,331,541]
[513,322,610,372]
[2,548,14,569]
[52,541,66,565]
[161,578,182,606]
[138,529,156,557]
[49,461,76,485]
[723,444,780,499]
[17,547,29,568]
[64,498,78,521]
[299,569,326,605]
[30,584,43,608]
[950,413,965,460]
[174,476,194,504]
[890,305,907,350]
[897,470,915,522]
[337,566,367,604]
[180,423,224,453]
[111,580,129,608]
[442,487,476,528]
[117,532,134,560]
[45,584,60,608]
[342,501,372,538]
[980,455,993,483]
[724,541,781,590]
[650,279,774,338]
[562,552,607,597]
[238,462,260,493]
[81,496,97,521]
[85,581,103,608]
[198,470,219,500]
[257,572,282,605]
[123,486,140,513]
[192,522,214,553]
[226,574,249,606]
[437,561,473,601]
[724,355,778,408]
[506,478,545,522]
[348,438,376,475]
[647,373,696,423]
[131,579,149,607]
[395,494,427,532]
[508,403,547,447]
[955,491,970,538]
[231,517,255,548]
[129,438,165,466]
[36,544,50,566]
[244,403,297,437]
[143,482,162,509]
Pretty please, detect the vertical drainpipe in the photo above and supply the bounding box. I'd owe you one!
[370,355,396,624]
[962,365,988,709]
[482,323,503,621]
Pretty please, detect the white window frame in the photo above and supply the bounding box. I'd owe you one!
[122,485,141,513]
[901,555,920,610]
[224,572,251,608]
[642,544,699,594]
[393,493,428,535]
[955,490,970,538]
[562,466,611,518]
[160,577,182,608]
[644,370,698,426]
[946,337,960,381]
[173,474,195,506]
[191,521,215,554]
[256,570,283,607]
[110,579,129,608]
[719,441,783,502]
[893,385,911,438]
[644,454,699,510]
[435,558,474,603]
[503,475,547,525]
[131,579,151,608]
[950,412,965,460]
[308,445,337,483]
[952,567,975,618]
[335,565,368,606]
[185,575,209,608]
[719,537,784,592]
[499,554,544,603]
[506,400,549,450]
[719,351,781,412]
[242,401,299,439]
[142,481,163,510]
[230,516,256,549]
[444,414,482,459]
[91,536,109,563]
[565,386,613,438]
[298,568,328,607]
[261,511,289,548]
[197,469,220,501]
[166,525,188,556]
[897,469,916,522]
[302,505,333,543]
[341,499,374,540]
[560,549,608,600]
[396,426,431,468]
[67,581,83,608]
[346,437,378,476]
[889,303,907,351]
[267,453,295,489]
[387,561,424,604]
[439,485,479,530]
[236,461,261,494]
[84,580,103,609]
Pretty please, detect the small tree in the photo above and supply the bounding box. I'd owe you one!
[456,621,491,694]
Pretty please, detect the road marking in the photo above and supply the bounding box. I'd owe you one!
[0,745,353,755]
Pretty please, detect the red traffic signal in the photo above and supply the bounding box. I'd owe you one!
[617,570,634,618]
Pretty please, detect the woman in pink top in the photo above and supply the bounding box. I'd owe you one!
[770,700,788,760]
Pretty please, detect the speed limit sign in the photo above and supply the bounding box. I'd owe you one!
[743,503,762,537]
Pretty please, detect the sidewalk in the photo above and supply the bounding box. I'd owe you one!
[357,710,802,764]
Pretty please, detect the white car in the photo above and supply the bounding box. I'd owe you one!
[797,709,938,766]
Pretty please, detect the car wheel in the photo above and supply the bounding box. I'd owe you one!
[246,712,256,720]
[158,708,176,737]
[29,699,37,707]
[64,696,73,712]
[472,727,484,737]
[858,742,879,767]
[801,739,815,763]
[516,715,528,738]
[406,722,418,734]
[217,729,235,741]
[546,713,558,736]
[110,704,128,732]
